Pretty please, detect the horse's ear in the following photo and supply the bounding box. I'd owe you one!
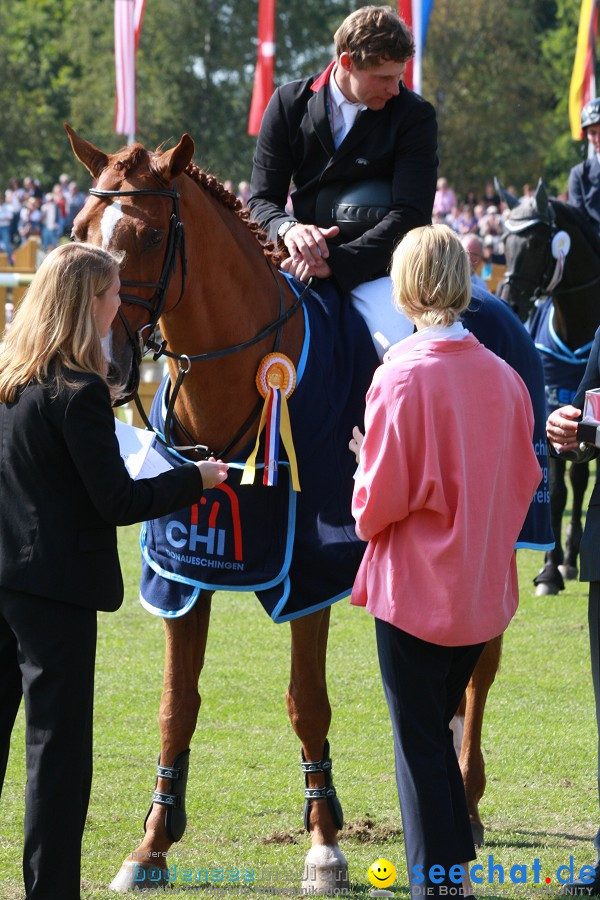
[64,123,109,179]
[494,177,519,210]
[154,134,196,182]
[534,178,550,218]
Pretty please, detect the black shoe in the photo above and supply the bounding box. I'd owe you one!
[560,872,600,896]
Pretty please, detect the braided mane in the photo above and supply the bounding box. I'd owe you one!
[184,162,285,266]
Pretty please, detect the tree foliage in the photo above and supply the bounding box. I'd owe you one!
[0,0,592,199]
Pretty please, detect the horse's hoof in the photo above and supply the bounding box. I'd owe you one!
[109,859,171,892]
[558,564,578,580]
[302,845,349,894]
[535,582,560,596]
[470,820,484,847]
[533,564,564,596]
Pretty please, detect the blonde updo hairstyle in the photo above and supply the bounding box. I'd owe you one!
[0,242,123,403]
[391,224,472,328]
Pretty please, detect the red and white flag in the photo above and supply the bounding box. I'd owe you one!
[114,0,146,139]
[248,0,276,136]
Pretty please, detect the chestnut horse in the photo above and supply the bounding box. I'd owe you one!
[66,126,521,890]
[67,124,369,893]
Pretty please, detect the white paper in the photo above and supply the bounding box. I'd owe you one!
[114,418,173,479]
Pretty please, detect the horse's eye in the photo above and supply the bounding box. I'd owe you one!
[143,229,164,251]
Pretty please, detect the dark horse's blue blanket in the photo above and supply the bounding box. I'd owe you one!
[528,298,592,412]
[140,277,379,622]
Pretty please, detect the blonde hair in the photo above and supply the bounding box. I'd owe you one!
[334,6,414,68]
[391,225,471,327]
[0,242,123,403]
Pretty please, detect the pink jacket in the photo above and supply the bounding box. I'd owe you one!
[351,332,542,646]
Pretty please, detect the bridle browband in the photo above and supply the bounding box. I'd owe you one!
[89,182,308,459]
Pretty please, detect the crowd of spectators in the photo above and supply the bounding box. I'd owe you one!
[0,174,86,259]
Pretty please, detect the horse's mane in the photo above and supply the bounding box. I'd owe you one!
[111,143,285,266]
[184,162,286,266]
[551,198,600,259]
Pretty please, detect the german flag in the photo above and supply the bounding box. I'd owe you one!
[569,0,598,140]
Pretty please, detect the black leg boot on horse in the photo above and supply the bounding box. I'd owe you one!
[288,608,348,894]
[535,456,567,596]
[535,458,591,595]
[109,598,212,892]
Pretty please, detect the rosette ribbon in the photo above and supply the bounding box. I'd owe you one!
[241,353,300,491]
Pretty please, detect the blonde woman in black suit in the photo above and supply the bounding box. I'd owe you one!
[0,242,228,900]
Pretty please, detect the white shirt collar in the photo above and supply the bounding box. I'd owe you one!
[384,321,469,362]
[329,66,367,115]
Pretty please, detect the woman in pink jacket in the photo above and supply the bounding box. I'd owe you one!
[351,225,541,899]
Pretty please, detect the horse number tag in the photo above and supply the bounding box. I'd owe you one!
[552,231,571,259]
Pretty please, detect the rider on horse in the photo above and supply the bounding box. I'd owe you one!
[569,98,600,240]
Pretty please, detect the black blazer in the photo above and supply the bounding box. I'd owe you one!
[0,371,203,611]
[249,66,438,293]
[557,326,600,581]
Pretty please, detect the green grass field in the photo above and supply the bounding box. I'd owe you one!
[0,519,598,900]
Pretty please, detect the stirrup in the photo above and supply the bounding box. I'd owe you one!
[144,748,190,842]
[301,740,343,832]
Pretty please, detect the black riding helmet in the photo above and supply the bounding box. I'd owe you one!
[581,97,600,129]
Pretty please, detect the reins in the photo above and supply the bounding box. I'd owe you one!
[89,182,308,460]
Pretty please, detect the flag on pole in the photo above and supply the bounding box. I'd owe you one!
[248,0,276,136]
[569,0,598,139]
[398,0,434,95]
[114,0,146,140]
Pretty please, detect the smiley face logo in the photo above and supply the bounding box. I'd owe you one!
[368,858,397,888]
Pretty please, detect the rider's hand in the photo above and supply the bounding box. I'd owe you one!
[280,255,332,282]
[283,223,339,268]
[546,405,581,452]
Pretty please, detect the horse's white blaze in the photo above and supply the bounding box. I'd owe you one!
[101,201,123,250]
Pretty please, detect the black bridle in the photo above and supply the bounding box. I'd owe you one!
[500,208,600,314]
[89,182,307,459]
[89,185,187,365]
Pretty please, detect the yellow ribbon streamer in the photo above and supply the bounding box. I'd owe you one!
[241,386,301,491]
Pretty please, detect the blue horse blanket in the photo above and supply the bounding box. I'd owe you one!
[529,299,591,412]
[140,278,379,622]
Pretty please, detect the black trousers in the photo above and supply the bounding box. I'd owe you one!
[0,586,97,900]
[375,617,485,900]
